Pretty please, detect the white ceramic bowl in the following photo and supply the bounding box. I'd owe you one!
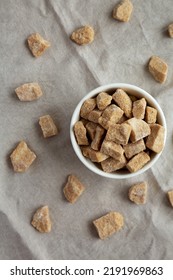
[70,83,167,179]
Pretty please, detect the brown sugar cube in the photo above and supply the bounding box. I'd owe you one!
[96,92,112,110]
[101,155,127,173]
[39,115,58,138]
[129,182,148,205]
[81,146,93,158]
[168,23,173,38]
[10,141,36,172]
[167,190,173,207]
[91,125,105,150]
[112,89,132,118]
[146,124,165,153]
[80,98,96,119]
[89,149,109,163]
[113,0,133,22]
[148,56,168,83]
[126,151,150,173]
[85,122,97,141]
[63,175,85,203]
[127,117,151,142]
[71,25,94,45]
[98,104,124,130]
[145,106,157,124]
[123,139,146,159]
[15,83,43,101]
[31,206,51,233]
[88,109,103,123]
[106,123,131,145]
[27,33,50,57]
[74,121,89,145]
[93,211,124,240]
[101,140,124,160]
[132,98,147,119]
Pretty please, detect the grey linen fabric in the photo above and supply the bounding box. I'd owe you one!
[0,0,173,259]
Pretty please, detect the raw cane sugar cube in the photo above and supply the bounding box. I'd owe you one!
[132,98,147,119]
[168,23,173,38]
[31,206,51,233]
[126,152,150,173]
[101,155,127,173]
[145,106,157,124]
[106,123,131,145]
[123,139,146,159]
[112,89,132,118]
[93,211,124,239]
[88,109,102,123]
[85,122,97,141]
[89,149,109,163]
[98,104,124,130]
[71,25,95,45]
[27,33,50,57]
[146,124,165,153]
[15,83,43,101]
[96,92,112,110]
[74,121,89,145]
[167,190,173,207]
[127,118,151,142]
[113,0,133,22]
[39,115,58,138]
[100,140,124,160]
[80,98,96,119]
[91,125,105,150]
[148,56,168,83]
[81,146,93,158]
[63,175,85,203]
[10,141,36,172]
[128,182,148,204]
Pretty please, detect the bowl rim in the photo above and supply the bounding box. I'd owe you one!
[70,83,167,179]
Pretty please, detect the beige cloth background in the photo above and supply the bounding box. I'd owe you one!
[1,0,173,260]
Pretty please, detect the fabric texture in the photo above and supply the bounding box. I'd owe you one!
[0,0,173,260]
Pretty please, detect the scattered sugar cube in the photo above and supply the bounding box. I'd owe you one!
[27,33,50,57]
[31,206,51,233]
[93,211,124,239]
[168,23,173,38]
[39,115,58,138]
[129,182,148,204]
[148,56,168,83]
[113,0,133,22]
[10,141,36,172]
[63,175,85,203]
[167,190,173,207]
[15,83,43,101]
[71,25,95,45]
